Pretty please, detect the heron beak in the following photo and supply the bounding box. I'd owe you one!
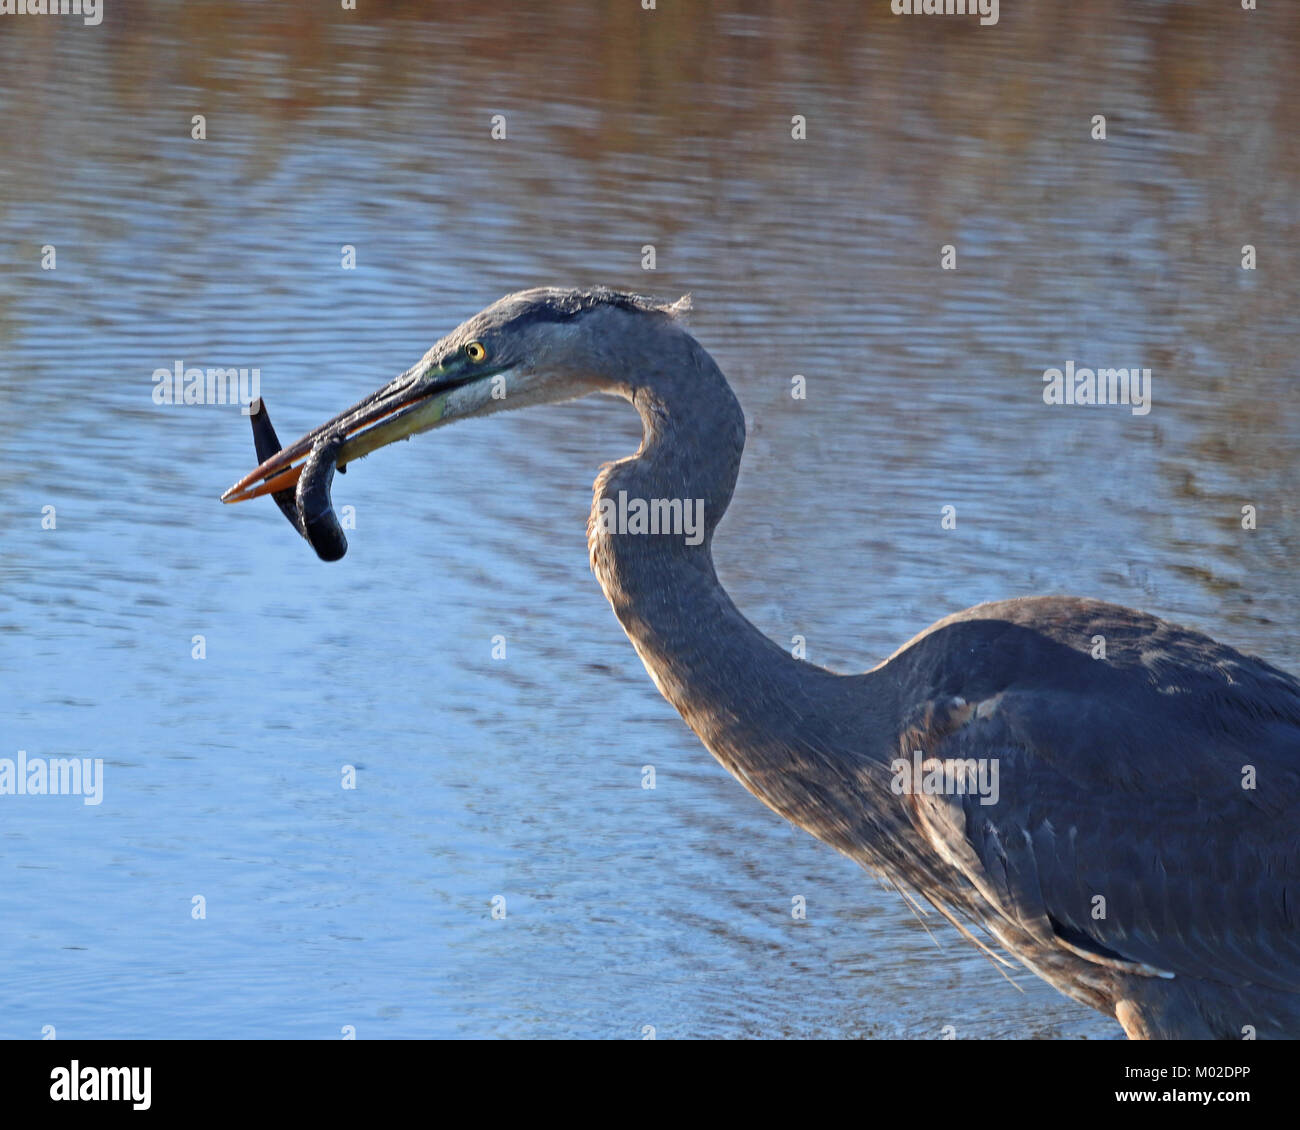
[220,367,469,504]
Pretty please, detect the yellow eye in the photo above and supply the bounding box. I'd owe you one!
[465,342,487,362]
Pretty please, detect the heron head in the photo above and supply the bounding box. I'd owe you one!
[220,287,689,505]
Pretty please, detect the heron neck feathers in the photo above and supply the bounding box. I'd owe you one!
[585,333,885,823]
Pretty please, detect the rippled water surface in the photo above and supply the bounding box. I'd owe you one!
[1,2,1296,1039]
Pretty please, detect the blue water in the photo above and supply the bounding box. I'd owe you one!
[1,2,1296,1038]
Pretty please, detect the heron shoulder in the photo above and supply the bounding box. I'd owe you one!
[875,595,1300,726]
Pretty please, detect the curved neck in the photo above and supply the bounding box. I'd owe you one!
[586,331,894,834]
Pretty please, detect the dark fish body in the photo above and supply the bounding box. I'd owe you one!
[295,440,348,561]
[247,398,348,561]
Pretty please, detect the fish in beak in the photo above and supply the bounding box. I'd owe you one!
[221,359,487,560]
[221,285,629,558]
[242,400,349,561]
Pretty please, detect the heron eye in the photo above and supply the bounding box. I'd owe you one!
[465,342,487,362]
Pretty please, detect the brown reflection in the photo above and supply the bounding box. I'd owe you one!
[0,0,1295,631]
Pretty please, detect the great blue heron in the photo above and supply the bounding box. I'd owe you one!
[223,288,1300,1039]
